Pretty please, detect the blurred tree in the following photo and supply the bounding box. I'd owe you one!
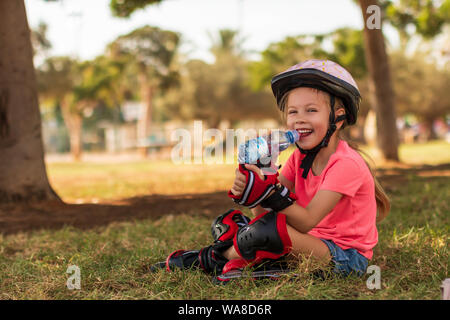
[112,0,449,152]
[161,29,278,128]
[0,1,60,203]
[30,21,52,58]
[358,0,450,160]
[37,57,78,104]
[329,28,371,143]
[107,26,180,156]
[37,56,125,160]
[384,0,450,43]
[249,35,331,92]
[359,0,400,161]
[110,0,163,17]
[209,29,246,59]
[209,29,277,126]
[330,28,368,79]
[109,1,280,129]
[391,50,450,139]
[249,28,367,90]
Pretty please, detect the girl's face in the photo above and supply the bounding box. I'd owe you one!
[285,87,334,150]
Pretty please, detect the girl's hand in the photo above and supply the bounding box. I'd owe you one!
[230,164,264,196]
[230,167,246,196]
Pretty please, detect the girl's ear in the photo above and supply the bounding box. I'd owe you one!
[335,107,346,130]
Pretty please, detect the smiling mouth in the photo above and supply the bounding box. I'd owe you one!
[296,129,313,138]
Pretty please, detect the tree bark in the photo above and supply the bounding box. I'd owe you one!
[0,0,60,203]
[359,0,399,161]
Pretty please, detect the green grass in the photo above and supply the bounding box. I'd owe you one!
[46,160,237,203]
[0,140,449,299]
[398,140,450,165]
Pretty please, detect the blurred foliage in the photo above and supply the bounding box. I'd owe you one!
[391,50,450,123]
[248,28,367,92]
[30,21,51,58]
[110,0,163,17]
[32,0,449,149]
[106,25,181,145]
[107,25,180,90]
[384,0,450,39]
[209,29,246,59]
[160,29,279,127]
[36,54,127,158]
[106,25,182,117]
[37,56,125,115]
[37,56,78,109]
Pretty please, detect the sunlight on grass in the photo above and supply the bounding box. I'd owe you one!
[46,161,237,202]
[361,140,450,165]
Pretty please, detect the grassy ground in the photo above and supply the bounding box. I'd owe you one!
[0,141,448,299]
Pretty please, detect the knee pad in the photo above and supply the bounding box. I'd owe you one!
[211,209,251,244]
[233,210,292,261]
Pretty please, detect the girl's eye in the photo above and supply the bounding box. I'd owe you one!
[288,110,297,114]
[307,109,317,112]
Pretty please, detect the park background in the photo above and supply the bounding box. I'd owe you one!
[0,0,448,299]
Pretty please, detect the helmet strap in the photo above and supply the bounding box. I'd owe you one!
[296,95,346,178]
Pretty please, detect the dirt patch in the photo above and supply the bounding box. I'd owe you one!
[0,191,240,235]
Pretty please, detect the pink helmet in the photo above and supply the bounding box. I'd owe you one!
[271,59,361,125]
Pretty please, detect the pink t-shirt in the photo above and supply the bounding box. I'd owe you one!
[281,140,378,259]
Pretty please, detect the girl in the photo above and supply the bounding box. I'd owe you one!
[228,59,390,277]
[152,59,390,279]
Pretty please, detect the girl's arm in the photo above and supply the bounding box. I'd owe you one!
[277,172,341,233]
[282,190,342,233]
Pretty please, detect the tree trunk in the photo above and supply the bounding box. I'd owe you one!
[359,0,399,161]
[0,1,60,203]
[137,69,153,158]
[423,117,437,141]
[61,103,83,161]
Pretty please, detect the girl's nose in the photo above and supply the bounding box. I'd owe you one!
[295,116,306,125]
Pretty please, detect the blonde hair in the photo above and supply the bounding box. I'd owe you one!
[279,88,390,223]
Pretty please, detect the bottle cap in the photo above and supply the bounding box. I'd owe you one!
[287,130,300,143]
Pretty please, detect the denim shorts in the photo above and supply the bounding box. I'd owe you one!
[320,239,369,277]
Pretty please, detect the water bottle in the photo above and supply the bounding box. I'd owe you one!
[238,130,300,171]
